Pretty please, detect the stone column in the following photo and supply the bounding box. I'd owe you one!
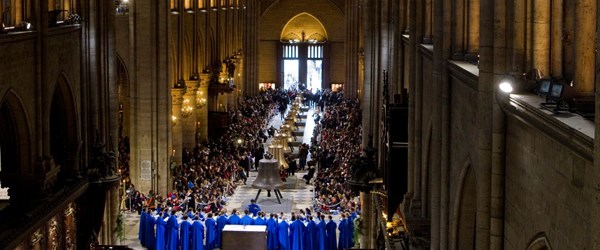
[423,0,433,44]
[573,0,596,95]
[511,0,526,74]
[452,0,466,60]
[491,1,507,249]
[476,0,493,249]
[182,81,198,150]
[466,0,480,62]
[344,0,359,99]
[171,89,184,164]
[551,0,563,77]
[360,192,372,248]
[196,76,209,142]
[243,0,259,96]
[533,0,550,76]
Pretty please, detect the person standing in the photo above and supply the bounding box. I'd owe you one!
[316,215,326,250]
[191,215,205,250]
[179,215,192,250]
[337,214,348,250]
[289,215,305,250]
[324,215,337,250]
[155,213,168,250]
[267,213,279,250]
[241,210,254,225]
[166,211,179,250]
[278,216,290,250]
[215,211,228,249]
[205,213,217,250]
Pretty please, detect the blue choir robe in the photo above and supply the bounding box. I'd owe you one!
[187,211,195,219]
[191,220,205,250]
[337,219,348,249]
[139,211,147,246]
[146,215,156,249]
[248,203,261,216]
[278,220,290,250]
[254,217,267,226]
[347,217,355,247]
[166,215,180,250]
[155,217,167,250]
[180,220,192,250]
[316,220,326,250]
[227,214,241,225]
[324,220,337,250]
[205,217,217,250]
[266,218,278,250]
[305,220,318,250]
[215,215,228,248]
[290,220,305,250]
[241,214,254,225]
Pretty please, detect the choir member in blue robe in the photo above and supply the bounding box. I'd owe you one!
[191,216,205,250]
[215,211,228,248]
[180,215,192,250]
[316,215,326,250]
[290,215,305,250]
[187,210,195,220]
[247,199,261,217]
[305,216,318,250]
[241,210,254,225]
[205,213,217,250]
[146,210,157,249]
[346,212,355,248]
[166,211,180,250]
[254,212,267,225]
[266,213,279,250]
[155,213,168,250]
[337,214,348,249]
[139,209,147,246]
[324,215,337,250]
[227,209,241,225]
[278,217,290,250]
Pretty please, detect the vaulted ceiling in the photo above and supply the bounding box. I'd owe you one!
[260,0,345,16]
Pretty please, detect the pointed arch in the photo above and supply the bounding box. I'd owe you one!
[0,89,33,175]
[116,54,130,137]
[450,156,477,250]
[50,72,80,177]
[527,232,552,250]
[280,12,329,42]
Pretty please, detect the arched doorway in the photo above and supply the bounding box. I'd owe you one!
[0,90,32,202]
[278,12,329,92]
[50,74,79,181]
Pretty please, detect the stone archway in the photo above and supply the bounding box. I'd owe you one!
[0,89,32,200]
[50,73,80,180]
[527,233,552,250]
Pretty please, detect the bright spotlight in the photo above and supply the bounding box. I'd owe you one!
[237,138,243,144]
[499,81,513,93]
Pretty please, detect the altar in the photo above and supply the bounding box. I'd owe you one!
[221,225,267,250]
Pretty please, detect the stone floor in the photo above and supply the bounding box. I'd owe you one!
[121,106,321,249]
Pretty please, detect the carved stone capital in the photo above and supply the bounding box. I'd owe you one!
[171,89,185,105]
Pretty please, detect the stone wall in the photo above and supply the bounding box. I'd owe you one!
[504,115,593,249]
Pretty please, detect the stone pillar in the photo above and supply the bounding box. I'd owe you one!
[182,81,199,150]
[466,0,480,61]
[344,0,359,99]
[533,0,550,76]
[551,0,563,77]
[452,0,466,60]
[360,192,373,249]
[491,1,507,249]
[172,89,184,164]
[573,0,596,95]
[196,76,209,142]
[511,0,526,74]
[476,0,493,249]
[423,0,432,43]
[129,0,171,196]
[243,0,259,96]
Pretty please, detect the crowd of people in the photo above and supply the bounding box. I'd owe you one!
[130,87,366,249]
[138,205,358,250]
[310,90,363,213]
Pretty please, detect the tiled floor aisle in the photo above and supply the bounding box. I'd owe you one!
[122,106,318,249]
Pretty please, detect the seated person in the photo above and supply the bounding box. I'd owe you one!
[247,199,261,217]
